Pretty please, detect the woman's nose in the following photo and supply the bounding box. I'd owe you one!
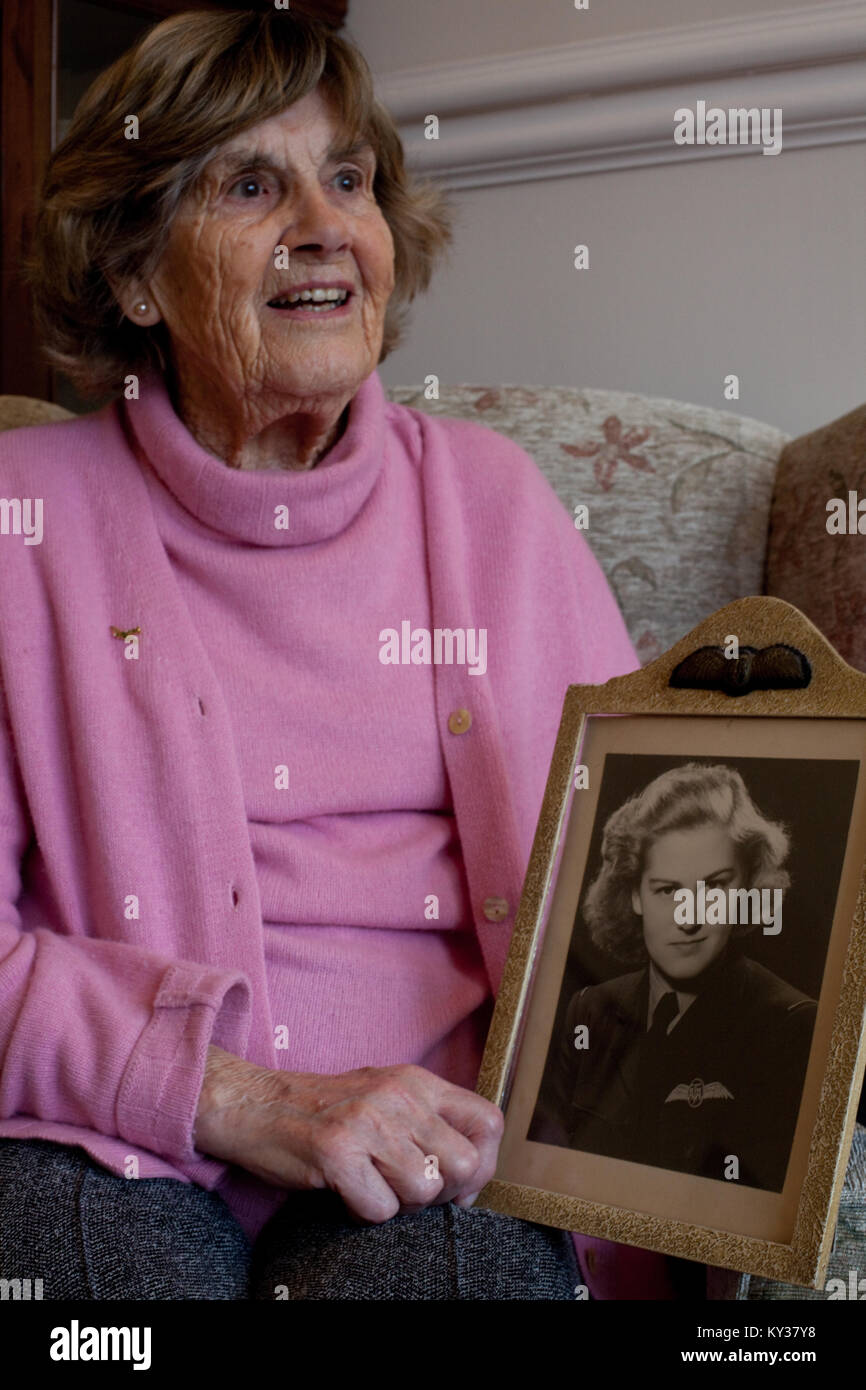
[281,181,351,258]
[676,919,702,936]
[674,902,703,936]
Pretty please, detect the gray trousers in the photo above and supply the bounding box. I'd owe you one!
[0,1140,581,1301]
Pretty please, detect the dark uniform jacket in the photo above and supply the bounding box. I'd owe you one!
[528,952,817,1192]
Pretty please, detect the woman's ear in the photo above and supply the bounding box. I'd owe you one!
[106,273,162,327]
[631,887,642,916]
[123,291,162,328]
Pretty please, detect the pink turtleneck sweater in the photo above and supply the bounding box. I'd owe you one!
[138,375,492,1091]
[0,366,650,1296]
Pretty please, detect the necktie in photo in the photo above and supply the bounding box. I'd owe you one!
[648,989,679,1041]
[632,989,681,1163]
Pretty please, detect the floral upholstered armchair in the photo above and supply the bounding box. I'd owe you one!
[2,383,865,1301]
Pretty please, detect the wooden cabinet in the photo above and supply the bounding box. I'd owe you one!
[0,0,348,403]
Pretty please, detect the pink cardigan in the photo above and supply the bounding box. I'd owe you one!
[0,368,645,1287]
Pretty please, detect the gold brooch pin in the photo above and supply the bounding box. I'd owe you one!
[110,625,141,640]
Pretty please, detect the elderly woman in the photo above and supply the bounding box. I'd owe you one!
[0,10,637,1300]
[531,763,817,1192]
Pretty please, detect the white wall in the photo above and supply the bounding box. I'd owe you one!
[348,0,817,70]
[347,0,866,438]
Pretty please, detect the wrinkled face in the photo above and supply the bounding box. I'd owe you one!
[146,88,396,401]
[631,823,741,983]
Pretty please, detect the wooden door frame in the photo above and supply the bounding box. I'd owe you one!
[1,0,56,399]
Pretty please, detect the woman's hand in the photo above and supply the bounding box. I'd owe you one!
[193,1045,504,1223]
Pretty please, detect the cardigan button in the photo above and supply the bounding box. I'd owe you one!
[448,708,472,735]
[482,896,509,922]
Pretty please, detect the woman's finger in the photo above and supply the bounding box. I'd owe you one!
[327,1154,403,1225]
[435,1089,504,1192]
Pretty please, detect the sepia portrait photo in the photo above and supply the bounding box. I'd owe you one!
[528,755,846,1193]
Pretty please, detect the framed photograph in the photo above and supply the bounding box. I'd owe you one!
[476,596,866,1288]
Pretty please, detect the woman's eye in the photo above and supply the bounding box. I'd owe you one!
[230,177,267,199]
[335,169,362,192]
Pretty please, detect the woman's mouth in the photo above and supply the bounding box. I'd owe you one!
[267,288,353,316]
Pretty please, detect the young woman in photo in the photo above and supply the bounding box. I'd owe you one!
[531,763,817,1192]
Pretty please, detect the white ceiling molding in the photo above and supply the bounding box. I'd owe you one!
[374,1,866,189]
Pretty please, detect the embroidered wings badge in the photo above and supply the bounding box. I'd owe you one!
[664,1077,734,1109]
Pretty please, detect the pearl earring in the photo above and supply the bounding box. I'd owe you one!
[133,302,148,316]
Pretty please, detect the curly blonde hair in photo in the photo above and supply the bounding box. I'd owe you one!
[583,762,791,967]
